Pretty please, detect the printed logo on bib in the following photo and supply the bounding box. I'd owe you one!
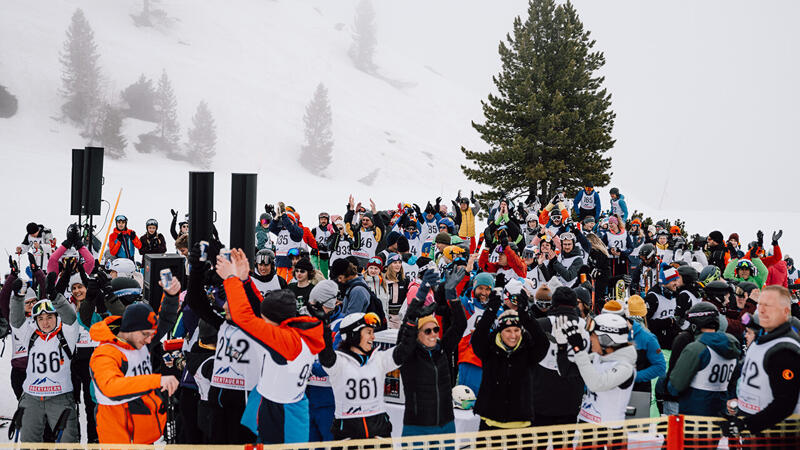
[211,366,246,388]
[28,376,64,394]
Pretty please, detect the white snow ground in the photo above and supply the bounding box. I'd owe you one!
[0,0,798,441]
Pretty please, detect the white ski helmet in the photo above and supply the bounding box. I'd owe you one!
[587,313,630,347]
[452,385,476,410]
[338,312,381,346]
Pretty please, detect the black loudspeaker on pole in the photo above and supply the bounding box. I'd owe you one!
[189,172,214,249]
[70,147,104,216]
[230,173,257,265]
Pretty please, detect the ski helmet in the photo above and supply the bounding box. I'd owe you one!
[736,259,756,276]
[522,244,538,259]
[786,257,794,267]
[110,277,143,306]
[698,265,722,287]
[639,244,657,261]
[677,265,699,286]
[704,280,731,303]
[338,312,381,352]
[115,215,128,223]
[587,313,629,347]
[452,385,476,410]
[686,302,720,331]
[319,212,330,219]
[255,249,275,266]
[146,218,158,228]
[560,232,576,244]
[109,258,136,276]
[609,187,620,196]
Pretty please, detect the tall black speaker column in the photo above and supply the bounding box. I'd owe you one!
[189,172,214,248]
[230,173,257,265]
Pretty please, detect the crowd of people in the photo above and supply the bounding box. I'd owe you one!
[2,185,800,446]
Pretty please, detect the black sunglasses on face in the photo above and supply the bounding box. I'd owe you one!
[421,326,440,335]
[295,269,307,274]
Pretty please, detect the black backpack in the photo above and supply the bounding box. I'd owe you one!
[345,279,388,331]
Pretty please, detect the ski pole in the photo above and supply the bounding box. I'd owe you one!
[99,188,123,263]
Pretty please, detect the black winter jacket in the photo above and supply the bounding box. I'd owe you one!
[472,305,548,422]
[397,298,467,427]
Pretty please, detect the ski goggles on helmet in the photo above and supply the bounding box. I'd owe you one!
[287,248,301,257]
[319,212,330,219]
[523,245,538,259]
[385,253,402,265]
[255,251,275,265]
[560,232,576,242]
[115,215,128,222]
[736,260,754,271]
[367,256,384,267]
[32,299,56,318]
[146,219,158,227]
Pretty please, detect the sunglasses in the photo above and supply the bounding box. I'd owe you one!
[294,269,307,274]
[421,326,440,335]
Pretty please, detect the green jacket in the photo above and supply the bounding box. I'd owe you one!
[723,257,768,288]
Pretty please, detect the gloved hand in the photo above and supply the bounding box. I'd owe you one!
[444,267,466,300]
[128,230,137,240]
[590,268,601,279]
[188,243,206,274]
[756,230,764,248]
[8,256,19,277]
[307,302,328,323]
[772,230,782,246]
[514,290,530,311]
[171,209,178,218]
[494,273,507,289]
[552,316,569,345]
[419,268,439,292]
[486,289,502,313]
[719,415,747,437]
[674,237,685,250]
[67,225,81,246]
[562,318,586,352]
[470,190,476,203]
[27,253,39,273]
[622,274,632,286]
[11,278,24,296]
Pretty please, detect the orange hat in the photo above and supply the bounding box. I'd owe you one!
[631,218,642,226]
[627,296,647,318]
[670,225,681,234]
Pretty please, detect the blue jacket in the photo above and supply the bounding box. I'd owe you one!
[608,194,629,222]
[572,190,601,219]
[631,320,666,385]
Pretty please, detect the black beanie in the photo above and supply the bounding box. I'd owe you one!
[386,231,402,248]
[329,259,352,280]
[294,257,314,274]
[120,303,157,332]
[552,286,578,308]
[26,222,39,235]
[261,289,298,324]
[397,236,410,253]
[709,230,724,245]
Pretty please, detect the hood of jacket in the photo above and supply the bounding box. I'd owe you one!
[89,316,135,350]
[698,331,740,359]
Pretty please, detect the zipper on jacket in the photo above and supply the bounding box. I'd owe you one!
[430,349,440,426]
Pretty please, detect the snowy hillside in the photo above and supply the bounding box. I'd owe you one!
[0,0,797,257]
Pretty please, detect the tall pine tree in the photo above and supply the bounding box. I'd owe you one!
[461,0,615,206]
[154,69,180,154]
[60,8,102,124]
[299,83,333,175]
[186,101,216,169]
[84,104,126,159]
[348,0,377,73]
[121,74,158,121]
[0,85,18,118]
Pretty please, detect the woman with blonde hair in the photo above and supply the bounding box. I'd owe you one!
[383,253,408,327]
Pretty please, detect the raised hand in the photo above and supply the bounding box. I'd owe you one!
[231,249,251,280]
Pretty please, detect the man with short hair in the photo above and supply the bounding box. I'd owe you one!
[723,286,800,443]
[91,302,180,444]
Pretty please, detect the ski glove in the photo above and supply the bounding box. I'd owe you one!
[720,416,747,437]
[171,209,178,218]
[8,256,18,277]
[444,267,466,300]
[772,230,782,246]
[486,289,502,313]
[552,316,569,345]
[27,253,39,273]
[756,230,764,247]
[11,278,23,296]
[561,318,586,352]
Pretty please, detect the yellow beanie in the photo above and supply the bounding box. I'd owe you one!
[627,295,647,318]
[417,315,438,330]
[602,300,624,316]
